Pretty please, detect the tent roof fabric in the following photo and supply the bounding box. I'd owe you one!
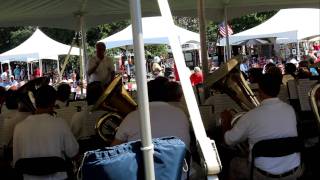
[0,0,318,30]
[99,16,200,49]
[0,29,80,62]
[220,8,320,45]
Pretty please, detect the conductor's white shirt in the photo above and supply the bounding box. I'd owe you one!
[88,56,114,84]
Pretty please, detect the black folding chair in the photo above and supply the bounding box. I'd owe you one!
[15,156,67,176]
[250,137,303,180]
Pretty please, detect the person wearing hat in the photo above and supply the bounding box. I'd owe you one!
[13,65,20,81]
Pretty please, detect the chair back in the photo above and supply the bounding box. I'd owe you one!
[15,156,67,176]
[250,137,303,180]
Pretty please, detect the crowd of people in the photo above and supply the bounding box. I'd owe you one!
[0,39,319,180]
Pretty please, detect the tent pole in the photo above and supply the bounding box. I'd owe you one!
[39,59,43,77]
[197,0,209,99]
[224,6,231,60]
[56,59,60,77]
[27,63,30,80]
[8,62,12,76]
[158,0,221,178]
[80,16,88,82]
[296,40,300,61]
[129,1,155,180]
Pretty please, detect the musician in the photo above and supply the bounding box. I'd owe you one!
[70,81,107,140]
[220,72,302,180]
[55,83,71,108]
[13,85,78,180]
[88,42,115,86]
[111,77,190,148]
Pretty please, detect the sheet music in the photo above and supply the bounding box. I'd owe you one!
[55,107,78,126]
[212,93,241,115]
[199,105,214,129]
[297,79,317,111]
[287,80,298,99]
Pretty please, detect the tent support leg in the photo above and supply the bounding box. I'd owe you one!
[129,1,155,180]
[27,63,30,80]
[158,0,221,177]
[197,0,209,99]
[296,40,300,61]
[224,6,231,60]
[39,59,43,77]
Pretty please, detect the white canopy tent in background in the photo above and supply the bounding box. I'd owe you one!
[0,1,320,179]
[220,8,320,45]
[99,16,200,49]
[0,28,80,77]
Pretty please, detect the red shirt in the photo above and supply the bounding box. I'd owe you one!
[190,72,203,86]
[34,68,40,77]
[174,63,180,81]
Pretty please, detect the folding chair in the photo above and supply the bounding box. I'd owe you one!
[250,137,303,180]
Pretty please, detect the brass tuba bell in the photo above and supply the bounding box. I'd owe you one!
[310,83,320,126]
[205,56,260,125]
[17,77,50,113]
[93,75,137,143]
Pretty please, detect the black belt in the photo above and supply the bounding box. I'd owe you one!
[255,166,299,178]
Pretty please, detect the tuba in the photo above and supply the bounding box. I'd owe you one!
[310,83,320,126]
[17,77,50,113]
[94,75,137,143]
[205,56,260,125]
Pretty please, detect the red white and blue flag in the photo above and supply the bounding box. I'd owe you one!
[218,22,233,37]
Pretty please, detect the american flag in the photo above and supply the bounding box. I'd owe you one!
[218,22,233,37]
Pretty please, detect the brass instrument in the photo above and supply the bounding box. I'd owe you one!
[205,56,260,125]
[94,75,137,143]
[310,83,320,126]
[17,77,50,113]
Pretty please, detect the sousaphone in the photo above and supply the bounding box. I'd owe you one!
[310,83,320,126]
[205,56,260,125]
[17,77,50,113]
[94,75,137,143]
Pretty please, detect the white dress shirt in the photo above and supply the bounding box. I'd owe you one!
[88,56,114,84]
[115,101,190,148]
[225,98,300,174]
[13,113,79,180]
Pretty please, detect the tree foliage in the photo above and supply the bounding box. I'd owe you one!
[0,11,277,71]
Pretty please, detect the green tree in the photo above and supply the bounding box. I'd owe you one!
[230,11,277,33]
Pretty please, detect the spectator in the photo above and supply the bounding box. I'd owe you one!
[190,67,203,86]
[13,65,20,81]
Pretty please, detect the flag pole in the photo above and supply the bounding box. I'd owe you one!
[224,6,231,60]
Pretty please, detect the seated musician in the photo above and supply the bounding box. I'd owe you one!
[55,83,71,108]
[70,81,107,140]
[13,85,79,180]
[2,94,32,154]
[220,71,302,180]
[111,77,190,148]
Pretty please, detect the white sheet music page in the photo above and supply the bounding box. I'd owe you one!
[297,79,317,111]
[287,80,298,99]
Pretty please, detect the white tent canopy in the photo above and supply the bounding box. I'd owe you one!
[0,29,80,62]
[220,8,320,45]
[99,16,200,49]
[0,0,319,30]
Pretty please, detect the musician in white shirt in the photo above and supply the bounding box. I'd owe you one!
[221,72,302,180]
